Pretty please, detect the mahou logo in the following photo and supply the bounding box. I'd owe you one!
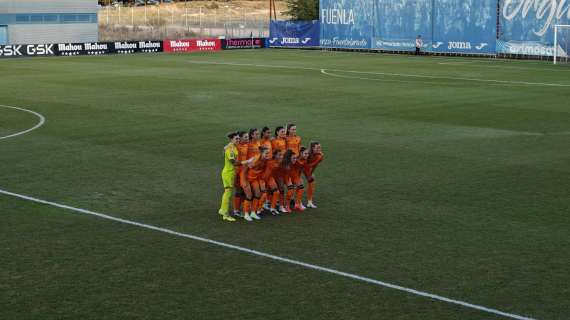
[503,0,570,37]
[197,40,215,47]
[170,40,190,48]
[164,39,220,53]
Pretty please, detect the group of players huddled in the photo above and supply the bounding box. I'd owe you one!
[218,124,324,222]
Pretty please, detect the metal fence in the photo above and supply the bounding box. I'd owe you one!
[98,4,273,41]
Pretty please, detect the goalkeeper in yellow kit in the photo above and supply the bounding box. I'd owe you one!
[218,132,241,222]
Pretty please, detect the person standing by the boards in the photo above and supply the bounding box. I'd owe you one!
[415,35,423,55]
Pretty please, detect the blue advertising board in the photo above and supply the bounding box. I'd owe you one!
[372,0,433,52]
[432,0,497,54]
[320,0,373,49]
[498,0,570,56]
[269,20,320,47]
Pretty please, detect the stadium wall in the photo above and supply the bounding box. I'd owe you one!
[0,38,260,59]
[318,0,570,58]
[498,0,570,57]
[0,0,98,45]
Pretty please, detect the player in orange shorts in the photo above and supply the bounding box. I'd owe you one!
[271,126,287,153]
[258,126,274,211]
[247,128,262,215]
[261,149,283,215]
[290,146,309,211]
[275,149,296,213]
[243,146,270,221]
[246,128,262,215]
[303,141,324,209]
[233,131,251,217]
[285,123,301,155]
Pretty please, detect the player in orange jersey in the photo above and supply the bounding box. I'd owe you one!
[260,127,273,157]
[243,146,270,221]
[276,149,296,213]
[303,141,324,209]
[290,146,309,211]
[258,127,274,211]
[261,149,283,216]
[285,123,302,155]
[271,126,287,153]
[233,131,252,217]
[247,128,261,159]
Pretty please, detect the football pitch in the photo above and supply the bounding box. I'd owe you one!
[1,50,569,320]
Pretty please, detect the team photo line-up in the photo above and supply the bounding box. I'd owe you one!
[218,124,324,222]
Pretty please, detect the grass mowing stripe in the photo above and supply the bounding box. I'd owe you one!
[0,187,537,320]
[186,60,570,87]
[0,105,46,140]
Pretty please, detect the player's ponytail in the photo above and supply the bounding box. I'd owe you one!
[281,150,294,168]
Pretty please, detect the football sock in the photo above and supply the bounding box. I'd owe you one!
[271,191,280,209]
[285,189,294,208]
[233,196,242,212]
[259,192,267,207]
[280,193,285,207]
[307,182,315,202]
[243,200,251,214]
[295,188,304,206]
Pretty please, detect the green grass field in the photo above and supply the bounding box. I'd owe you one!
[1,50,569,320]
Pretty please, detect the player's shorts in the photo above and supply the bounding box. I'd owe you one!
[292,175,303,187]
[265,177,278,191]
[247,178,265,192]
[221,171,235,189]
[234,166,242,187]
[240,168,249,188]
[286,176,293,187]
[259,179,266,192]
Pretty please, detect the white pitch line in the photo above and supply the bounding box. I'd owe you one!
[0,104,46,141]
[340,69,570,87]
[438,61,476,65]
[321,68,430,84]
[319,69,549,88]
[437,61,570,72]
[187,60,570,87]
[0,188,536,320]
[261,50,570,72]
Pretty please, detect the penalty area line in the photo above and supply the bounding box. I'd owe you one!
[320,69,442,85]
[438,61,476,65]
[0,187,536,320]
[187,60,570,87]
